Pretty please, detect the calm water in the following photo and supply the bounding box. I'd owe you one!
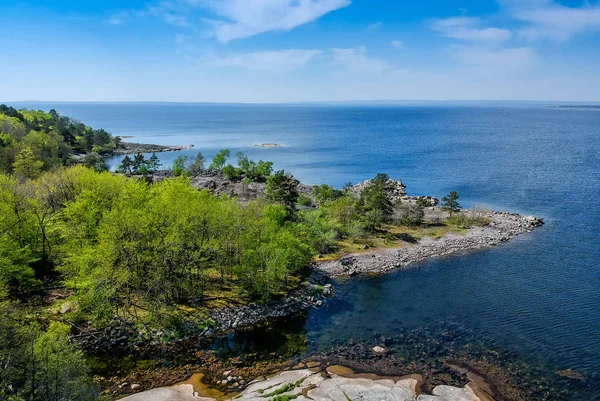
[14,102,600,398]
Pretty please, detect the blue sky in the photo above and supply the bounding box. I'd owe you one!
[1,0,600,102]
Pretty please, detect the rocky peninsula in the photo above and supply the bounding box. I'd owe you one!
[316,212,543,277]
[116,141,191,154]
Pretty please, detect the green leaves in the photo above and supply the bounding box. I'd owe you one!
[442,191,461,213]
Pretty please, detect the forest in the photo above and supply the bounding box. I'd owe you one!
[0,104,120,178]
[0,106,473,401]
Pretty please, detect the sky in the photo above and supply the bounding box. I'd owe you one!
[1,0,600,102]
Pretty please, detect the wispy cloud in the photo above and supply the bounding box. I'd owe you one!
[449,46,539,74]
[365,22,383,31]
[391,40,404,49]
[108,0,351,42]
[500,0,600,42]
[330,46,392,74]
[205,0,351,42]
[431,16,512,43]
[211,49,323,72]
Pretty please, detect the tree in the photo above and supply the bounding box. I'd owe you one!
[360,173,393,232]
[82,152,108,172]
[118,155,133,174]
[172,155,189,177]
[132,153,146,174]
[313,184,340,206]
[188,152,204,175]
[266,170,299,217]
[13,147,43,180]
[148,153,162,172]
[209,149,230,171]
[442,191,461,214]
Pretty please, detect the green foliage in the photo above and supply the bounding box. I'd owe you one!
[172,155,189,177]
[359,173,393,232]
[209,149,231,171]
[236,152,273,182]
[297,193,313,207]
[188,152,204,175]
[13,147,44,180]
[223,164,243,180]
[442,191,461,213]
[0,104,120,176]
[82,152,108,172]
[0,288,96,400]
[313,184,340,206]
[266,170,299,217]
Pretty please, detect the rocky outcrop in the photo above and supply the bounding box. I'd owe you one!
[121,366,490,401]
[117,142,190,155]
[316,212,544,277]
[350,179,407,201]
[206,282,333,334]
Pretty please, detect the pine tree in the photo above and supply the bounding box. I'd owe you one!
[442,191,461,213]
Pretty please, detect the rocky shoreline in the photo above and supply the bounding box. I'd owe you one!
[74,276,333,352]
[116,142,191,155]
[315,212,543,277]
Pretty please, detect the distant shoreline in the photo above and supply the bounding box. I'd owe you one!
[115,141,191,155]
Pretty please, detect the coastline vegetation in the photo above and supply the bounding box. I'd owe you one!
[0,104,122,179]
[0,107,492,400]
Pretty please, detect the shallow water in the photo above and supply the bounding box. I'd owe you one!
[14,102,600,399]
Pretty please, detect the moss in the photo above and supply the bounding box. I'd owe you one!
[261,379,303,398]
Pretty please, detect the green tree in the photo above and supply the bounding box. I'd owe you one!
[313,184,340,206]
[172,155,189,177]
[82,152,108,172]
[360,173,393,232]
[188,152,205,175]
[148,152,162,172]
[442,191,461,214]
[132,153,146,174]
[266,170,299,217]
[32,322,97,400]
[209,149,230,171]
[13,147,44,180]
[118,155,133,174]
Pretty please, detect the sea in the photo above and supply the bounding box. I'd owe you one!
[12,102,600,399]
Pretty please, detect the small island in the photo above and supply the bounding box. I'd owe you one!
[254,142,283,148]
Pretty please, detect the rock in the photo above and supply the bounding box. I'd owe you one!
[130,384,140,390]
[363,244,370,250]
[322,284,334,297]
[223,371,232,377]
[372,346,387,354]
[59,301,72,314]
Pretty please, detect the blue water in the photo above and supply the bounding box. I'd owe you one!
[14,102,600,398]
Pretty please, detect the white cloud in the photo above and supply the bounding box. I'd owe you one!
[391,40,404,49]
[330,46,392,74]
[202,0,352,42]
[108,0,350,42]
[365,22,383,31]
[431,16,512,42]
[212,49,323,72]
[500,0,600,42]
[449,46,539,74]
[107,14,126,25]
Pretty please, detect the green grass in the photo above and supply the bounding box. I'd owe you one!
[261,380,303,398]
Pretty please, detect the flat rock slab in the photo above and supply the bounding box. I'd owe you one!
[120,383,214,401]
[123,369,485,401]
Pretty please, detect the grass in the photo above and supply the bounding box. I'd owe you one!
[261,380,303,398]
[314,219,483,260]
